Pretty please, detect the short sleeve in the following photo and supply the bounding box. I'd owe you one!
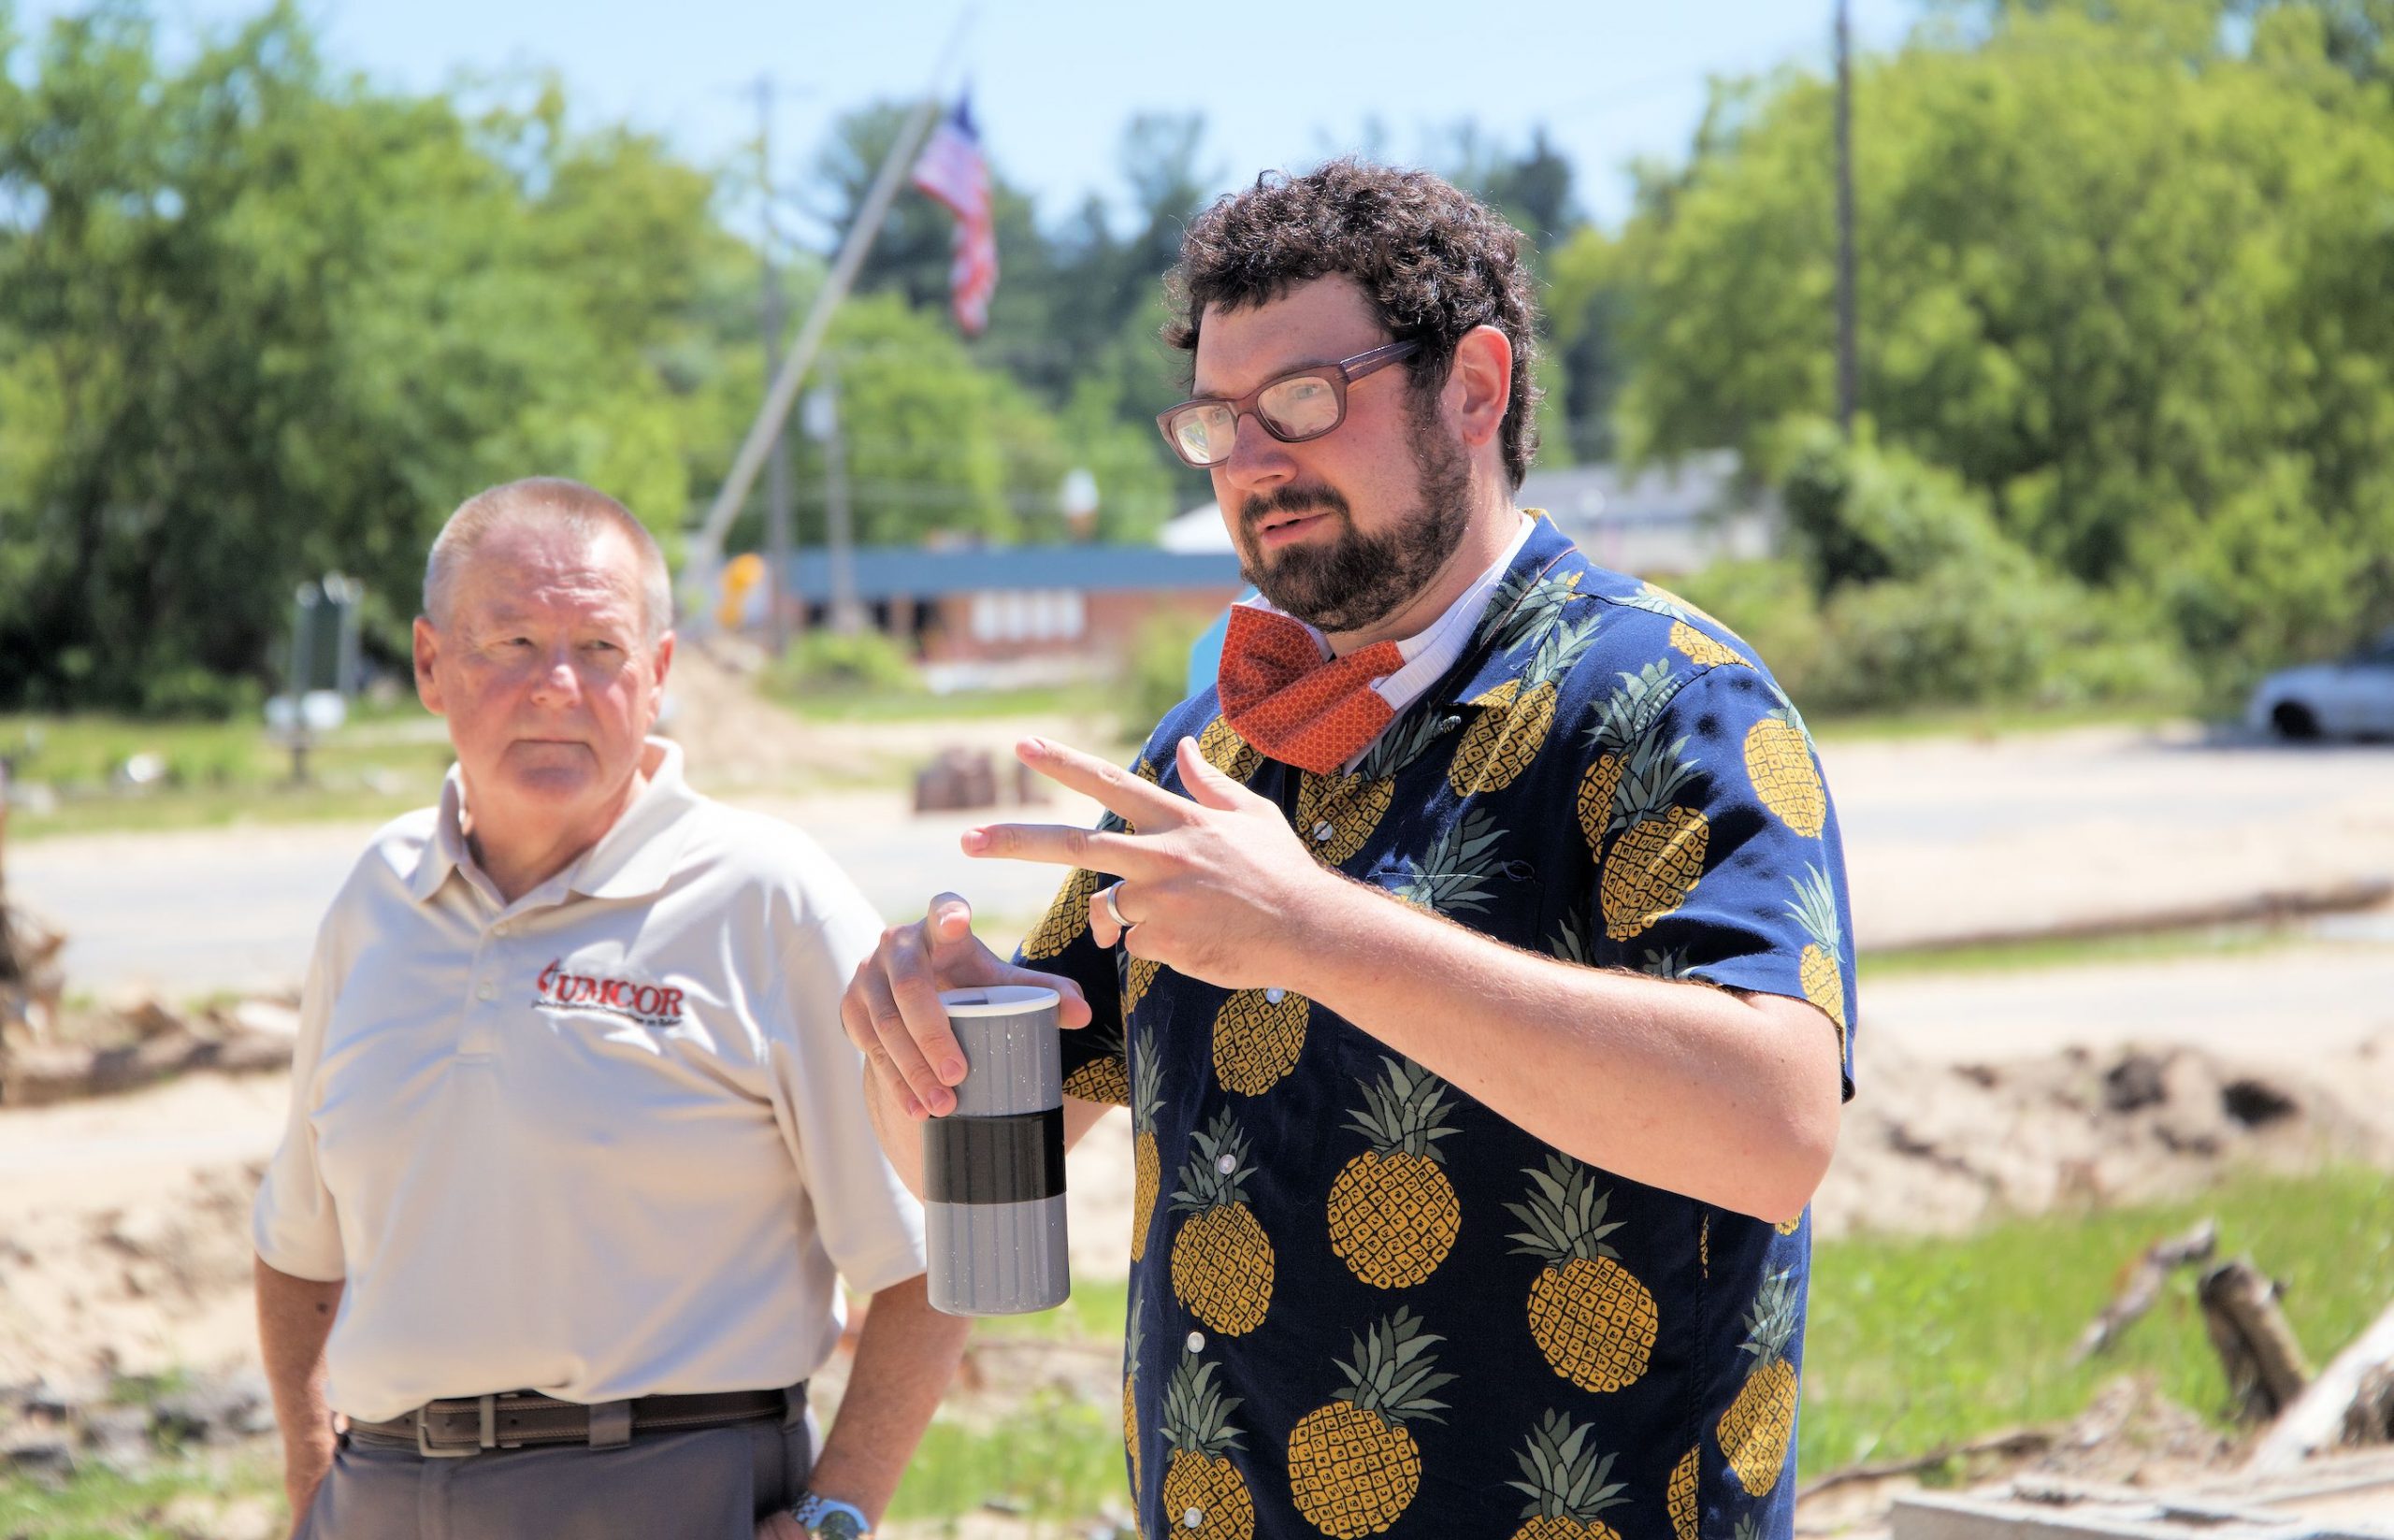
[1579,663,1859,1100]
[770,871,929,1296]
[252,918,348,1281]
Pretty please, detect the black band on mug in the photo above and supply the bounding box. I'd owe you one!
[923,1109,1067,1204]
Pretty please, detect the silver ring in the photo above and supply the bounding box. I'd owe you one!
[1102,883,1132,931]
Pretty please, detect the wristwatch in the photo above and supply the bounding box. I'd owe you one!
[788,1492,873,1539]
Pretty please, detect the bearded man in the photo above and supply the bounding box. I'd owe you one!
[844,162,1856,1540]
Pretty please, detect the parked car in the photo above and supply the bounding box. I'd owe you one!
[2247,628,2394,740]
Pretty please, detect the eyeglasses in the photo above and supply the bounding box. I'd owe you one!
[1155,340,1422,469]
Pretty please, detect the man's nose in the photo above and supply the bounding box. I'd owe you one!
[527,649,582,705]
[1217,411,1297,497]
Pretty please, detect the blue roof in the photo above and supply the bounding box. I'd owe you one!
[778,544,1245,603]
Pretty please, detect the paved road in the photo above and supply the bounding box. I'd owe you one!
[9,788,1103,998]
[11,725,2394,999]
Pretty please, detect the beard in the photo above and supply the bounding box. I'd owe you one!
[1233,399,1474,636]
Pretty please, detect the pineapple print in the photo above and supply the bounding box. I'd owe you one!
[1063,1015,1130,1107]
[1198,715,1262,784]
[1504,1410,1631,1540]
[1477,563,1584,652]
[1718,1270,1801,1496]
[1666,1445,1700,1540]
[1551,911,1594,967]
[1574,663,1681,851]
[1124,1285,1147,1497]
[1507,1154,1659,1393]
[1597,734,1709,942]
[1160,1353,1255,1540]
[1620,583,1748,669]
[1641,946,1693,980]
[1212,986,1308,1096]
[1327,1057,1462,1289]
[1294,708,1449,866]
[1131,1031,1163,1262]
[1788,864,1847,1053]
[1744,700,1825,836]
[1125,953,1161,1014]
[1169,1110,1275,1335]
[1021,865,1104,960]
[1389,804,1507,918]
[1287,1309,1454,1537]
[1451,614,1603,797]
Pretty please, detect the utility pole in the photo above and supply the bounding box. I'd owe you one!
[756,75,797,656]
[1835,0,1859,439]
[815,352,863,636]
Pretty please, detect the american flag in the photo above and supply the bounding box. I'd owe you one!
[909,96,998,337]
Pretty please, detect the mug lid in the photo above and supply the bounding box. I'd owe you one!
[939,984,1061,1017]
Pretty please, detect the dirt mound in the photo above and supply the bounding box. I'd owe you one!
[1,1161,266,1385]
[1818,1029,2394,1238]
[656,640,845,790]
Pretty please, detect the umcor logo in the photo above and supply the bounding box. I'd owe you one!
[533,958,686,1026]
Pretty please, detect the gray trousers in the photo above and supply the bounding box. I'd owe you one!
[298,1404,815,1540]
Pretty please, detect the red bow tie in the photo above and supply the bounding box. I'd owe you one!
[1215,606,1406,776]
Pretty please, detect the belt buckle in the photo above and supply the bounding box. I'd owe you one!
[415,1394,498,1458]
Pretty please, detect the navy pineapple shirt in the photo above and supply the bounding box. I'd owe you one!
[1028,515,1858,1540]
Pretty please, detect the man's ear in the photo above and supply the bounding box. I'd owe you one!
[1447,324,1515,454]
[646,632,675,729]
[413,617,446,716]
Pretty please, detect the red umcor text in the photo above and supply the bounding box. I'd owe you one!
[533,959,685,1024]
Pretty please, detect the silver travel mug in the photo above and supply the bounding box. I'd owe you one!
[924,985,1070,1315]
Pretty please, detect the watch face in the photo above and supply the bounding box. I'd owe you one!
[815,1512,867,1540]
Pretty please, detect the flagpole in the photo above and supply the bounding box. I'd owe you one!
[685,11,974,616]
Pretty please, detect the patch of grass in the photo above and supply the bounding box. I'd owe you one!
[0,1448,281,1539]
[887,1389,1126,1533]
[1799,1166,2394,1476]
[1857,923,2309,981]
[2,711,449,840]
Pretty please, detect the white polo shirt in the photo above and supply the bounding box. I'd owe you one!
[252,739,924,1423]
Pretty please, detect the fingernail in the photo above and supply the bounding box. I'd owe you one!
[1021,736,1046,755]
[940,1057,966,1085]
[903,1095,926,1120]
[934,1088,958,1115]
[959,828,988,853]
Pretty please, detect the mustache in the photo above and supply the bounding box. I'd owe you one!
[1238,485,1352,532]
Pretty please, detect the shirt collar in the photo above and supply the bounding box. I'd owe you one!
[407,738,699,908]
[1447,511,1585,708]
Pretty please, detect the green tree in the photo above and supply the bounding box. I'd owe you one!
[1610,0,2394,689]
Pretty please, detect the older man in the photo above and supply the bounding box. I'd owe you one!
[253,478,965,1540]
[847,163,1855,1540]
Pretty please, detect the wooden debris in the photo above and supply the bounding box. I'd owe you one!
[0,1027,293,1108]
[2072,1218,2218,1362]
[2198,1258,2312,1423]
[2246,1296,2394,1475]
[1798,1426,2056,1501]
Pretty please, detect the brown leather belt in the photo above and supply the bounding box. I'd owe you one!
[349,1387,795,1458]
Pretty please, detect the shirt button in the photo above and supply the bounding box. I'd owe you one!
[1215,1153,1235,1175]
[1184,1331,1204,1354]
[1264,987,1285,1004]
[1183,1508,1204,1530]
[1310,821,1334,843]
[476,980,497,1001]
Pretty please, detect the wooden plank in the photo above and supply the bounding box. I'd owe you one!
[2248,1300,2394,1475]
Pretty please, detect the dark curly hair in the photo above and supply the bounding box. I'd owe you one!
[1162,158,1542,488]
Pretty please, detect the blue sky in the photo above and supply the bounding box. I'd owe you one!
[21,0,1921,238]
